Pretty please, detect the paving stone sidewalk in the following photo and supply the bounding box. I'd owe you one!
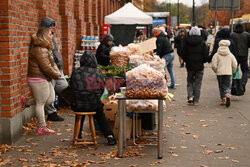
[1,53,250,167]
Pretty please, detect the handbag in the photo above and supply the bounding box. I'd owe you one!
[231,68,245,96]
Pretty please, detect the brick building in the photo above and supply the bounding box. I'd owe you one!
[0,0,124,144]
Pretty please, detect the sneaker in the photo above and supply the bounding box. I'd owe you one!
[168,84,176,89]
[107,136,117,145]
[193,101,199,106]
[47,112,64,122]
[220,98,226,105]
[21,97,29,108]
[187,97,194,104]
[37,126,55,135]
[226,94,231,107]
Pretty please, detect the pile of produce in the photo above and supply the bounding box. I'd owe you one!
[125,64,168,98]
[126,100,158,112]
[129,54,165,75]
[110,45,131,66]
[126,43,141,55]
[98,65,133,78]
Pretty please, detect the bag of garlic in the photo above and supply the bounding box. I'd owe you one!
[110,45,131,66]
[126,43,142,55]
[126,100,158,112]
[129,54,166,75]
[125,64,168,98]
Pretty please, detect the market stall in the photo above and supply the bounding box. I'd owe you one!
[97,41,169,158]
[104,3,153,46]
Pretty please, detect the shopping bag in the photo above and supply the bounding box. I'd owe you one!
[231,68,244,96]
[231,79,244,96]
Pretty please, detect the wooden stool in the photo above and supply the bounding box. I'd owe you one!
[73,112,98,148]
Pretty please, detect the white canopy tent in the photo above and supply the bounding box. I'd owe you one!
[105,2,153,25]
[104,3,153,46]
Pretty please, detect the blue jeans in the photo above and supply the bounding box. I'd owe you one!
[162,52,175,86]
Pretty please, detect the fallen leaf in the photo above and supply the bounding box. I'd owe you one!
[26,138,33,142]
[31,143,38,147]
[185,132,191,134]
[19,158,28,162]
[203,150,213,155]
[228,116,233,118]
[200,120,206,122]
[227,147,236,150]
[40,152,46,156]
[150,161,161,166]
[172,153,179,157]
[241,123,247,126]
[216,143,225,146]
[56,133,62,136]
[169,147,176,150]
[209,120,218,122]
[200,165,208,167]
[232,159,239,163]
[164,124,171,128]
[218,156,230,160]
[193,135,199,139]
[59,139,70,142]
[201,124,209,127]
[66,129,73,132]
[214,150,223,153]
[200,145,207,148]
[180,146,187,149]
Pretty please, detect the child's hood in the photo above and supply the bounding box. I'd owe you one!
[80,51,98,68]
[217,40,231,56]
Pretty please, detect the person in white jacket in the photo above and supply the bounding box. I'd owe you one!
[212,40,238,107]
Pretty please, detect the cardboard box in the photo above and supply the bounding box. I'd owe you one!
[113,116,132,140]
[103,103,118,121]
[138,37,157,54]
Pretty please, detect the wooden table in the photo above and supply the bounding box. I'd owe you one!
[115,96,166,159]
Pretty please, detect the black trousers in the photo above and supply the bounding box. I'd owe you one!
[238,56,249,86]
[74,102,114,138]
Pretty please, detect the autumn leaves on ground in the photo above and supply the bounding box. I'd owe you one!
[1,58,250,167]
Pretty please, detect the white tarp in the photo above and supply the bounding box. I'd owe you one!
[105,3,153,25]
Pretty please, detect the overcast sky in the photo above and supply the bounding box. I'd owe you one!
[157,0,209,7]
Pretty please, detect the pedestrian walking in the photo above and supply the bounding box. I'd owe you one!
[153,28,176,89]
[70,51,117,145]
[182,26,209,105]
[174,29,186,67]
[95,34,114,66]
[211,40,238,107]
[27,28,61,135]
[208,28,238,62]
[40,17,68,122]
[231,24,250,92]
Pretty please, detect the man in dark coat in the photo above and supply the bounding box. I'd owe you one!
[96,34,113,66]
[208,28,238,62]
[182,27,209,105]
[231,24,250,91]
[153,28,175,88]
[174,29,186,67]
[40,17,67,121]
[70,51,116,145]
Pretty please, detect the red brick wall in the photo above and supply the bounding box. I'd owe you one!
[0,0,121,118]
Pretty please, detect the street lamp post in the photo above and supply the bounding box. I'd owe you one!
[192,0,195,26]
[177,0,180,28]
[231,0,234,33]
